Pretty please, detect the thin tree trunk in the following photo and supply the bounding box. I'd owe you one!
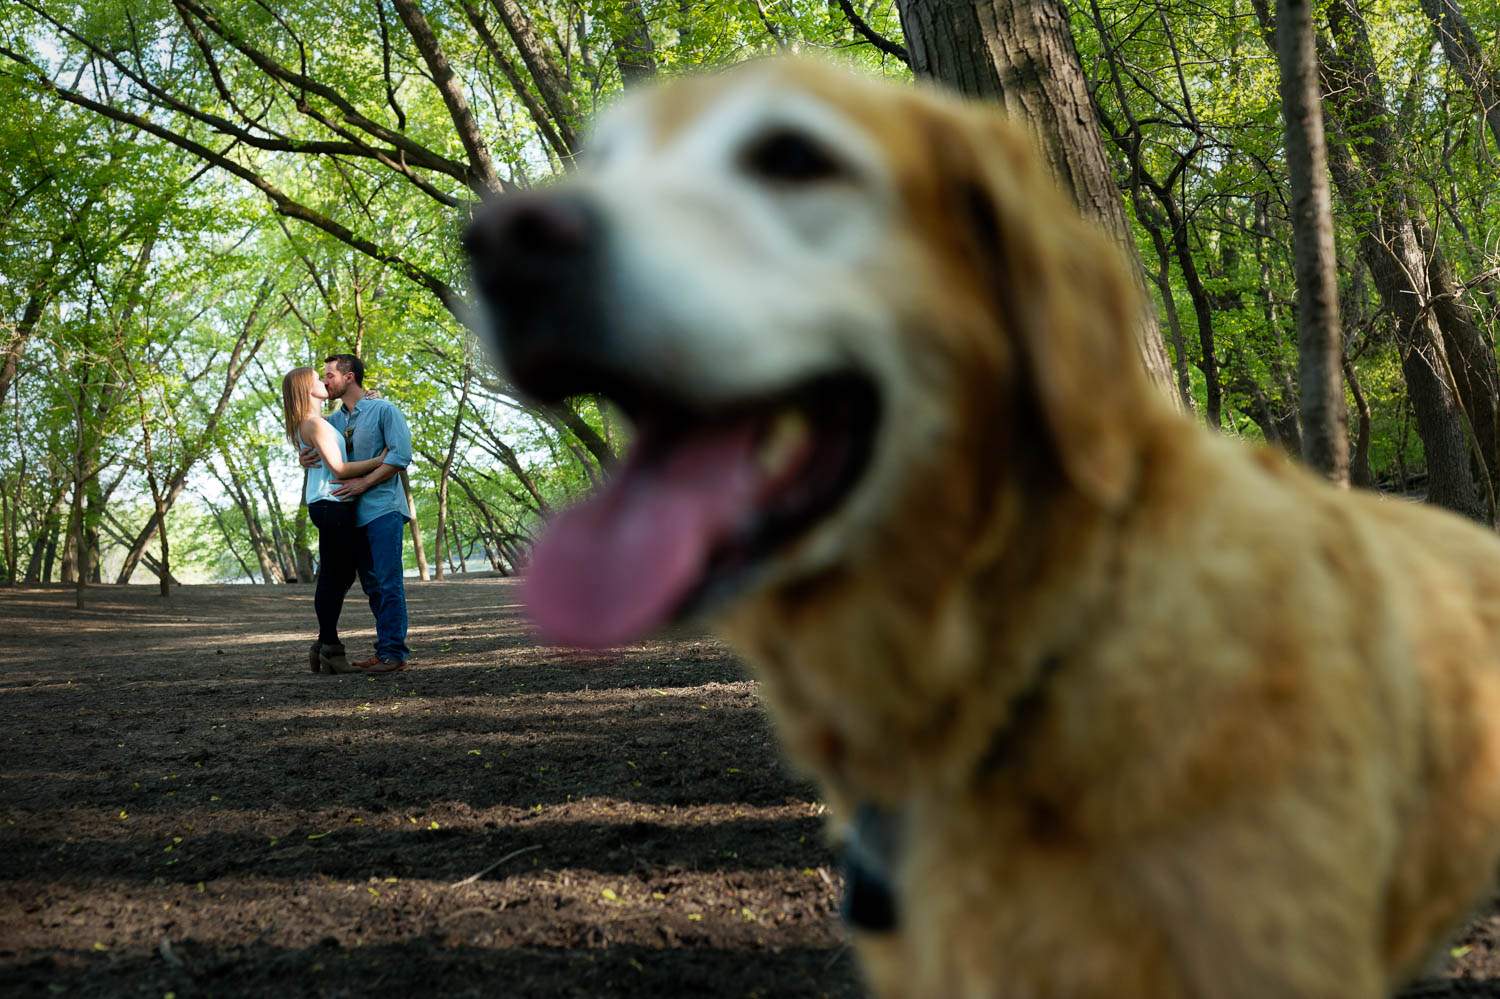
[218,458,283,584]
[448,520,465,573]
[432,364,473,580]
[464,401,553,515]
[41,514,61,584]
[402,471,429,581]
[206,500,260,583]
[24,485,67,583]
[895,0,1179,402]
[1,480,13,585]
[1252,197,1304,456]
[293,494,315,584]
[1276,0,1348,483]
[1134,198,1194,410]
[459,0,573,159]
[1343,357,1375,488]
[116,300,268,583]
[254,456,296,581]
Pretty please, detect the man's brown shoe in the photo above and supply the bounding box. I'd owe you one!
[352,656,407,674]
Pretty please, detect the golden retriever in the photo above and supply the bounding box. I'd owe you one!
[463,58,1500,998]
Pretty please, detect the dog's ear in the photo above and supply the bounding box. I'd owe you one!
[947,109,1147,509]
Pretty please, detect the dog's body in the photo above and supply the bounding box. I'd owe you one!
[731,422,1500,997]
[466,59,1500,997]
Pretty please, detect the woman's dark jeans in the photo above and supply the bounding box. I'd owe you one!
[308,500,359,646]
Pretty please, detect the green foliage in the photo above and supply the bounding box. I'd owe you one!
[0,0,1495,587]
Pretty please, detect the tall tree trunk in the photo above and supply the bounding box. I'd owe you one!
[1160,194,1222,429]
[1320,0,1486,519]
[218,458,283,584]
[207,500,260,583]
[487,0,579,148]
[1252,196,1304,456]
[0,479,13,585]
[465,401,553,515]
[402,471,429,581]
[449,520,466,573]
[0,291,47,407]
[24,485,67,583]
[459,0,573,160]
[1276,0,1348,483]
[432,364,473,580]
[1418,0,1500,153]
[895,0,1179,403]
[611,0,658,87]
[390,0,503,192]
[1426,244,1500,502]
[254,456,296,581]
[1133,198,1195,410]
[41,513,62,584]
[116,301,268,583]
[1343,357,1375,488]
[293,495,315,584]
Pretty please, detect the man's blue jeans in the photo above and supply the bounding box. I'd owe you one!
[357,511,410,663]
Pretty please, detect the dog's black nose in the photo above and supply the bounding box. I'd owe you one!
[464,191,611,401]
[464,192,600,299]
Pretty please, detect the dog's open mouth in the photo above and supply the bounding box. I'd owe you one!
[523,370,880,647]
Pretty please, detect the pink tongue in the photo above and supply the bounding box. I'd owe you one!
[523,423,763,647]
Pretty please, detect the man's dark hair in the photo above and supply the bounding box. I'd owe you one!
[324,353,365,386]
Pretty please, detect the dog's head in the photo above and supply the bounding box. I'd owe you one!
[465,58,1152,650]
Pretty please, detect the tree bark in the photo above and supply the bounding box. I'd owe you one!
[1320,0,1486,519]
[895,0,1179,402]
[486,0,579,148]
[293,494,315,585]
[0,291,46,407]
[432,363,473,580]
[1418,0,1500,153]
[1276,0,1348,483]
[1133,198,1194,410]
[459,1,574,158]
[217,457,283,584]
[116,293,269,583]
[611,0,658,87]
[402,471,430,581]
[26,486,66,583]
[390,0,503,192]
[1343,357,1375,488]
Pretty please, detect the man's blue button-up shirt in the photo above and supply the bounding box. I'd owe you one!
[327,396,413,528]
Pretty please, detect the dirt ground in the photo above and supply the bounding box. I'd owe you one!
[1,580,1497,998]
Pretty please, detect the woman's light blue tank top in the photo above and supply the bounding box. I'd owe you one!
[298,422,348,505]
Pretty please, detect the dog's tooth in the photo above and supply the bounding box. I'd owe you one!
[759,410,811,477]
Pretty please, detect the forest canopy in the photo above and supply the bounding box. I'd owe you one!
[1,0,1496,590]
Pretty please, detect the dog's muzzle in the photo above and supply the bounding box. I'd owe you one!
[463,192,613,400]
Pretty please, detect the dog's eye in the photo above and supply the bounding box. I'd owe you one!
[741,128,843,184]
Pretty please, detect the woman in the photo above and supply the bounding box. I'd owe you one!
[281,366,386,675]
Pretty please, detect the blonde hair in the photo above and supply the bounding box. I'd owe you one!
[281,367,321,445]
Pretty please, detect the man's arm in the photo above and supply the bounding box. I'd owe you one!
[331,403,412,498]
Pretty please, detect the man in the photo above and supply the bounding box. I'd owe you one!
[301,353,414,671]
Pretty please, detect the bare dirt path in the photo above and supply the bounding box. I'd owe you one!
[0,580,852,998]
[1,581,1495,998]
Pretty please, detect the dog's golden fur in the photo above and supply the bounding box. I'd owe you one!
[605,62,1500,998]
[473,56,1500,996]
